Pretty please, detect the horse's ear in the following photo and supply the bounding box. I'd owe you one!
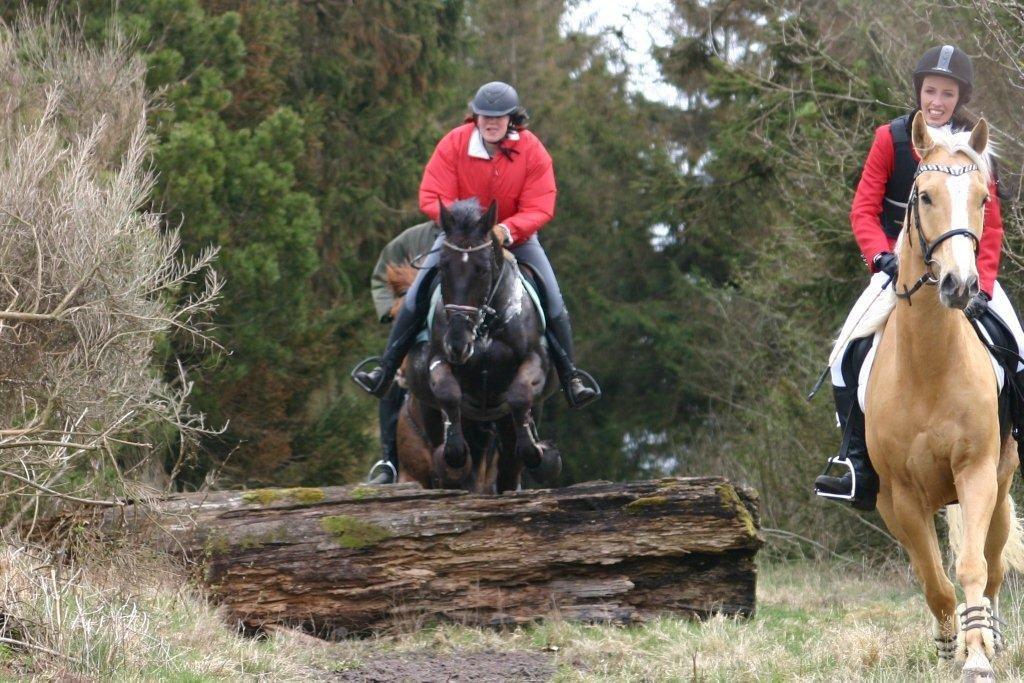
[438,199,453,233]
[969,118,989,156]
[911,110,933,159]
[480,200,498,230]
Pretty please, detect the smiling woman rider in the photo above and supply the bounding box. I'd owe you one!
[814,45,1024,511]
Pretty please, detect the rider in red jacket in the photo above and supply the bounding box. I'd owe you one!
[815,45,1024,511]
[353,82,600,482]
[419,121,556,247]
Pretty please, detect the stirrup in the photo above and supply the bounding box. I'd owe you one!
[565,369,602,408]
[813,455,858,501]
[350,356,384,394]
[366,459,397,485]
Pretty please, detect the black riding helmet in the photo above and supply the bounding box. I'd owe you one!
[913,45,974,106]
[471,81,520,117]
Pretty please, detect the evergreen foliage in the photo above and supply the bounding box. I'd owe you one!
[10,0,1022,552]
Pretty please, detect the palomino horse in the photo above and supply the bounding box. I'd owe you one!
[395,198,561,493]
[864,112,1024,680]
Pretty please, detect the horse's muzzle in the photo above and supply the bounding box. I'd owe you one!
[939,272,979,310]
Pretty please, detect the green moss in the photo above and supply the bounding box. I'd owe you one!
[241,489,282,505]
[716,484,758,538]
[350,485,384,500]
[237,526,290,550]
[624,496,669,513]
[321,515,392,548]
[241,487,325,506]
[290,487,326,504]
[203,531,230,556]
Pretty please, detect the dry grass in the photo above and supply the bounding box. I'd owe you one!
[0,540,326,680]
[372,562,1024,682]
[2,550,1024,680]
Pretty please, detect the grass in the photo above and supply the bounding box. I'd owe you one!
[2,543,1024,681]
[338,562,1024,681]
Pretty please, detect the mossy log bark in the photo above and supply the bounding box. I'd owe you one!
[114,477,762,636]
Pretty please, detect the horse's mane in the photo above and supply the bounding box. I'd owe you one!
[385,262,417,320]
[386,262,416,296]
[922,126,994,183]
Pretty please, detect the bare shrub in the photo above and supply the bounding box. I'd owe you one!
[0,13,219,525]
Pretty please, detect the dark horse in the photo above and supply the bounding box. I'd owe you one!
[399,199,561,493]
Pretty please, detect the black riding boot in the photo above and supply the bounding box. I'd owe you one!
[546,313,601,409]
[367,385,404,484]
[1011,369,1024,458]
[351,301,424,398]
[814,384,879,511]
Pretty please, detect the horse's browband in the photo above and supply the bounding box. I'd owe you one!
[915,163,978,178]
[442,238,493,253]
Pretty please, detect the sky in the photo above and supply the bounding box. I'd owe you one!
[561,0,680,105]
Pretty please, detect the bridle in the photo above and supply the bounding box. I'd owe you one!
[895,162,981,303]
[440,237,509,341]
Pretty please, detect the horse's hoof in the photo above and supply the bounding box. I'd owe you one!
[527,442,561,485]
[518,442,542,469]
[962,651,996,682]
[440,470,464,489]
[443,440,468,469]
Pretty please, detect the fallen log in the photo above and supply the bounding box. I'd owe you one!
[113,476,762,636]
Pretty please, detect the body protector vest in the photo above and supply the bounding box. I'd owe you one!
[880,112,1006,239]
[881,114,917,239]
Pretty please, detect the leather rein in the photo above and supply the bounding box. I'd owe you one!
[440,237,509,340]
[896,162,981,303]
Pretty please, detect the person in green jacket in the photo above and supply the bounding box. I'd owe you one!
[365,221,441,484]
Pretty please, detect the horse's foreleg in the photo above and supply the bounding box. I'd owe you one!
[429,358,469,468]
[506,352,546,469]
[876,488,957,660]
[954,459,1000,666]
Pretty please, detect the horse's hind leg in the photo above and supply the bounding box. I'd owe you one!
[877,489,957,660]
[494,416,523,493]
[982,469,1015,653]
[395,399,433,487]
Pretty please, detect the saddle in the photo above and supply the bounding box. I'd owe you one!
[971,312,1018,442]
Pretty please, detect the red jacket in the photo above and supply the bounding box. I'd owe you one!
[419,123,556,245]
[850,123,1003,295]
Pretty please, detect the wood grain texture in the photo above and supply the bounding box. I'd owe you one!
[111,477,762,636]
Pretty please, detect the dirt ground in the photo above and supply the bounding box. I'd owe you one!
[331,649,557,682]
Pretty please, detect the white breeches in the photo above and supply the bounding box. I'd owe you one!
[831,274,1024,389]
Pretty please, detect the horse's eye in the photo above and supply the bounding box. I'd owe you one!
[920,192,932,206]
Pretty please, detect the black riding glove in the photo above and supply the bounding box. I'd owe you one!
[964,291,991,321]
[873,251,899,280]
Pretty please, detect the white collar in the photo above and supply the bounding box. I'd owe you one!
[468,128,520,159]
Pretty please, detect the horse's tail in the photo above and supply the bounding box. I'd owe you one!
[947,497,1024,572]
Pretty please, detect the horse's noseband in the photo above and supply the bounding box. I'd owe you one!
[896,163,981,303]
